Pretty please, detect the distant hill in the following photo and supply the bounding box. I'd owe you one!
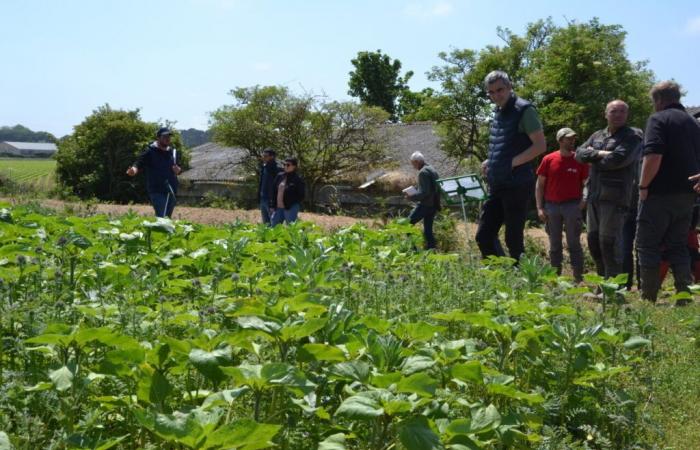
[180,128,211,149]
[0,125,57,143]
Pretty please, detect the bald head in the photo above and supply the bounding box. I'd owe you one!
[605,99,629,132]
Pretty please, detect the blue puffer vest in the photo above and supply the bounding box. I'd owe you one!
[486,95,535,190]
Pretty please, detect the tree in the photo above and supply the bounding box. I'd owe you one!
[0,124,57,143]
[348,50,413,121]
[412,18,654,161]
[55,105,187,202]
[210,86,389,198]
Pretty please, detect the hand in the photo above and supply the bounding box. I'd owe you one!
[126,166,138,176]
[537,208,547,222]
[639,188,648,201]
[481,160,488,177]
[689,173,700,193]
[172,165,182,175]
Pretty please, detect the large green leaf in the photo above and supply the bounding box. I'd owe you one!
[317,433,346,450]
[298,343,347,363]
[189,348,232,386]
[49,366,74,392]
[0,431,13,450]
[451,361,483,384]
[397,416,442,450]
[328,361,371,383]
[397,373,438,398]
[400,355,436,376]
[335,393,384,419]
[203,419,281,450]
[486,384,544,404]
[623,336,651,349]
[470,404,501,434]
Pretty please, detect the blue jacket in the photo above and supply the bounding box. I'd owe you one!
[486,95,535,190]
[258,160,281,200]
[134,142,179,194]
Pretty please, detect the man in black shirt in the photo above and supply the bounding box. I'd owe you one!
[257,149,281,225]
[636,81,700,303]
[126,127,182,218]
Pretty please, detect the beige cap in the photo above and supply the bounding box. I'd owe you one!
[556,127,577,141]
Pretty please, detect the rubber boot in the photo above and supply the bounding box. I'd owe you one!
[639,266,660,303]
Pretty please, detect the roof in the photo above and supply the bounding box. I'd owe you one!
[687,106,700,118]
[2,141,57,151]
[180,122,460,184]
[180,142,248,181]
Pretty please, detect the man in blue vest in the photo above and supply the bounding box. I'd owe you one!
[476,71,546,262]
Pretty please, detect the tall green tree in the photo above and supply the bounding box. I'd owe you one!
[210,85,389,198]
[55,105,187,201]
[0,124,57,143]
[348,50,413,121]
[412,18,654,161]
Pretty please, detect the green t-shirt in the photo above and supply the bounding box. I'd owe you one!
[518,107,543,134]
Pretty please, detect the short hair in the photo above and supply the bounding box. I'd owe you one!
[284,157,298,167]
[410,151,425,162]
[262,148,276,157]
[606,99,629,113]
[650,80,682,104]
[484,70,512,88]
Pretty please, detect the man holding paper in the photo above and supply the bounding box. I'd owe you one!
[126,127,182,218]
[405,151,440,250]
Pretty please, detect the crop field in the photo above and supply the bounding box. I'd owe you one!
[0,158,56,190]
[0,203,696,449]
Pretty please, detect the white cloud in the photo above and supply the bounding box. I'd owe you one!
[685,16,700,35]
[404,1,455,19]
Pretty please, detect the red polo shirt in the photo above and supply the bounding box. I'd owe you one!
[536,151,589,203]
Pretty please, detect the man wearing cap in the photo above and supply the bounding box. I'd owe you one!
[126,127,182,218]
[535,128,589,281]
[405,151,440,250]
[575,100,642,279]
[476,70,546,262]
[257,149,281,225]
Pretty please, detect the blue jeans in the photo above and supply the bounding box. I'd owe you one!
[260,198,272,225]
[409,204,437,250]
[271,203,300,226]
[150,192,176,218]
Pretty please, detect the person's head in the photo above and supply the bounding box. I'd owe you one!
[484,70,513,108]
[262,148,276,163]
[556,127,577,151]
[283,157,298,173]
[156,127,172,147]
[410,151,425,170]
[650,80,682,112]
[605,100,629,131]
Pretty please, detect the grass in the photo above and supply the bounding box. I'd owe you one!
[0,157,56,190]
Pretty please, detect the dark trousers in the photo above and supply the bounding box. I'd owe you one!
[476,183,533,261]
[409,204,437,250]
[586,201,627,279]
[636,193,696,301]
[149,192,176,218]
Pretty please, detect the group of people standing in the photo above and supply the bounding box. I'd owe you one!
[470,71,700,304]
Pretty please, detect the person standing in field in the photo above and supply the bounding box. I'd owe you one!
[575,100,641,279]
[535,127,589,282]
[636,81,700,304]
[126,127,182,218]
[476,70,547,262]
[404,151,440,250]
[258,148,281,225]
[271,157,305,226]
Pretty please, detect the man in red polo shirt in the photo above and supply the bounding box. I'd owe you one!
[536,128,590,281]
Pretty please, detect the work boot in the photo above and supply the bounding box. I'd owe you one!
[671,264,693,307]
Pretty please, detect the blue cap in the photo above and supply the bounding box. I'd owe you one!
[156,127,172,137]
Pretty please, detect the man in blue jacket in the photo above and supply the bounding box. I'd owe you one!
[126,127,182,218]
[475,71,546,262]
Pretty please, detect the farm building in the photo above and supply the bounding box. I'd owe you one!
[0,141,57,157]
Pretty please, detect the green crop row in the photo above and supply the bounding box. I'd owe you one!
[0,204,657,449]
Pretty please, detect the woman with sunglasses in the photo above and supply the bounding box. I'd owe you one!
[270,157,305,226]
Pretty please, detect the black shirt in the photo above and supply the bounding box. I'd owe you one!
[644,104,700,195]
[134,143,179,194]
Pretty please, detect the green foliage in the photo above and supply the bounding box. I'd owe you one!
[54,105,189,202]
[414,18,654,161]
[0,202,664,449]
[348,50,413,121]
[210,86,390,196]
[0,158,56,192]
[0,124,57,143]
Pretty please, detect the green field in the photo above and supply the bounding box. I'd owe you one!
[0,157,56,190]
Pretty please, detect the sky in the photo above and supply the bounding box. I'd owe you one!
[1,0,699,137]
